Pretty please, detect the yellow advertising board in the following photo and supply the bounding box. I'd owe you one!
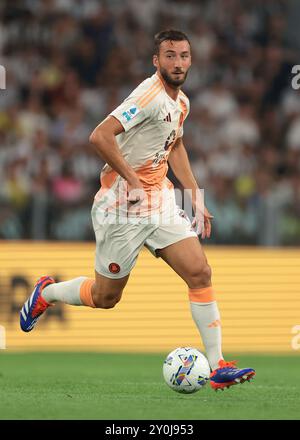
[0,242,299,353]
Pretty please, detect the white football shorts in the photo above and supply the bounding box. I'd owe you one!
[91,205,197,279]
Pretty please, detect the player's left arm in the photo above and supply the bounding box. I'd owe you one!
[168,137,213,239]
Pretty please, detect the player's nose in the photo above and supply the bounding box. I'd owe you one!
[174,57,183,68]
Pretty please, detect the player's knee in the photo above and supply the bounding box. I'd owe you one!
[93,296,119,309]
[187,262,212,288]
[99,299,118,309]
[92,289,122,309]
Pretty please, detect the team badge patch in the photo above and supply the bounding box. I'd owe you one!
[109,263,121,274]
[122,105,140,122]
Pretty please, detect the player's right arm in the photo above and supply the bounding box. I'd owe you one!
[89,116,144,202]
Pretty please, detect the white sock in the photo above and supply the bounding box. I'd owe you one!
[41,277,87,305]
[190,301,224,370]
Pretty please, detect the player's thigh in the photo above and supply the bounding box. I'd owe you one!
[156,237,211,287]
[92,214,155,299]
[93,220,150,280]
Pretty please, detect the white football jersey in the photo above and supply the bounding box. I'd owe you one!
[94,72,190,216]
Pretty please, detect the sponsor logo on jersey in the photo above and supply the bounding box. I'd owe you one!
[152,151,169,167]
[122,105,140,122]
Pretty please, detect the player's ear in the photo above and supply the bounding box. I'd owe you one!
[153,54,158,68]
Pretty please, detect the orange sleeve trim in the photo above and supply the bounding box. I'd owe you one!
[189,286,215,303]
[136,80,160,105]
[80,278,96,308]
[138,85,163,108]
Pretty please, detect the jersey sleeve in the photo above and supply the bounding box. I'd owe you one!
[110,95,157,132]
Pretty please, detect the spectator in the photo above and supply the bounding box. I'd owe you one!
[0,0,299,246]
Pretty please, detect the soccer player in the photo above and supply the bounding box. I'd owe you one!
[20,29,255,390]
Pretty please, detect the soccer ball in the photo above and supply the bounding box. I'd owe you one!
[163,347,210,394]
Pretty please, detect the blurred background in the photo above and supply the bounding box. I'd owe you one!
[1,0,300,245]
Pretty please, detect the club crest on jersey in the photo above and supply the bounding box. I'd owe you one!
[122,105,140,122]
[109,263,121,274]
[164,129,176,150]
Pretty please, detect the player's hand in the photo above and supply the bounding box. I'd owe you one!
[127,176,146,205]
[192,205,214,239]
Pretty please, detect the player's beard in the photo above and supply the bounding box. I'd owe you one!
[159,67,188,87]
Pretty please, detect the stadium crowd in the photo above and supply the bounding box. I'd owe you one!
[0,0,300,245]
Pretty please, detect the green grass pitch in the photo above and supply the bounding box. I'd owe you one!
[0,352,299,420]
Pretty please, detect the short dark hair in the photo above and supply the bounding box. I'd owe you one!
[154,29,190,55]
